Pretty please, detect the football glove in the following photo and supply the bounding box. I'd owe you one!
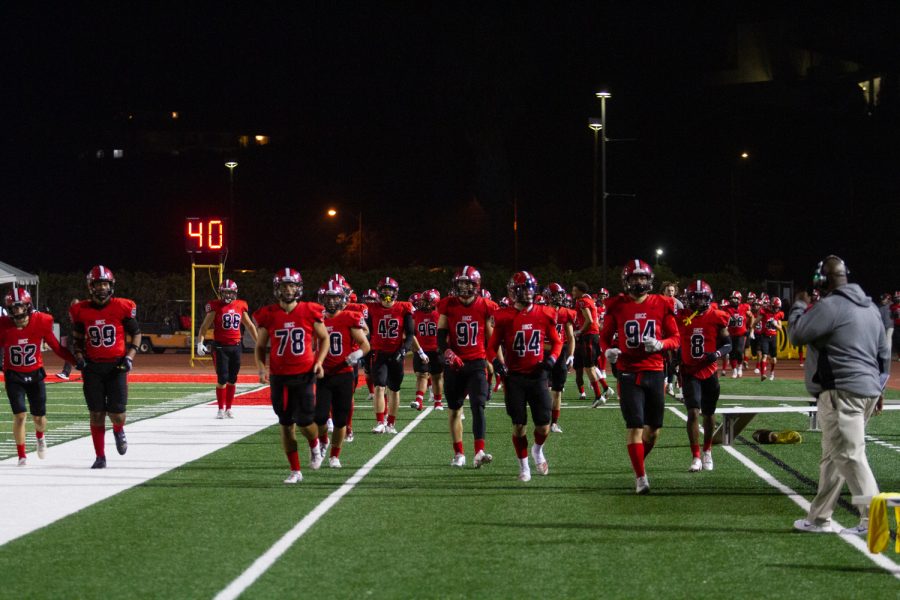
[443,349,464,370]
[417,349,430,364]
[346,349,364,366]
[643,336,664,353]
[394,348,408,364]
[116,356,133,373]
[196,342,207,356]
[75,356,86,371]
[704,350,722,364]
[492,357,508,379]
[540,355,556,371]
[605,348,621,364]
[565,354,574,370]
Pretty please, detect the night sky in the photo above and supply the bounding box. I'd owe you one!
[7,3,900,292]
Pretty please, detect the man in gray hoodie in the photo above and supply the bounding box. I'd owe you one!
[788,256,891,535]
[788,255,890,535]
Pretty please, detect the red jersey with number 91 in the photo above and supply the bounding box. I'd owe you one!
[253,302,324,375]
[600,294,679,372]
[367,301,414,353]
[413,309,439,352]
[677,309,730,379]
[437,296,494,360]
[70,298,137,362]
[0,312,74,372]
[323,310,364,375]
[206,299,249,344]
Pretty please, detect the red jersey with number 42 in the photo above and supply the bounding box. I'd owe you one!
[368,301,414,353]
[69,298,137,362]
[725,303,751,336]
[437,296,494,360]
[206,299,249,344]
[600,294,679,372]
[0,312,75,373]
[488,305,562,374]
[413,309,439,352]
[253,302,324,375]
[323,310,364,375]
[574,295,600,335]
[677,309,730,379]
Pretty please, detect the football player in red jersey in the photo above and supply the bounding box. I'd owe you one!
[437,266,495,468]
[195,279,258,419]
[1,288,76,465]
[725,291,752,378]
[315,281,369,468]
[360,287,380,401]
[69,266,142,469]
[411,289,444,411]
[488,272,562,481]
[546,283,576,432]
[601,259,680,494]
[676,281,731,472]
[253,268,329,484]
[366,277,416,433]
[331,275,370,441]
[751,296,783,381]
[571,282,611,406]
[592,287,612,384]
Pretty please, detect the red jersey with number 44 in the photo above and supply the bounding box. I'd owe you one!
[437,296,494,361]
[413,309,439,352]
[368,301,414,353]
[253,302,324,375]
[0,312,76,373]
[600,294,679,372]
[70,298,137,362]
[488,305,562,374]
[206,299,249,344]
[323,310,364,375]
[574,295,600,335]
[677,309,730,379]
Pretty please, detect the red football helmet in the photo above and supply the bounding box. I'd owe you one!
[408,292,422,308]
[87,265,115,303]
[479,289,492,300]
[499,296,511,307]
[547,282,566,307]
[771,297,783,310]
[330,273,352,295]
[730,290,742,303]
[319,279,346,313]
[453,265,481,299]
[565,293,574,308]
[5,287,34,322]
[596,287,610,300]
[746,291,758,302]
[893,291,900,302]
[685,279,713,312]
[377,277,399,302]
[219,279,238,303]
[420,290,439,311]
[507,271,538,305]
[362,288,378,303]
[621,259,654,296]
[348,291,358,303]
[273,268,303,303]
[720,297,731,308]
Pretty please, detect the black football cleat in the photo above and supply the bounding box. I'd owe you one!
[91,456,107,469]
[113,430,128,455]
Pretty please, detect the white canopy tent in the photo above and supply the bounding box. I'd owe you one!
[0,261,40,309]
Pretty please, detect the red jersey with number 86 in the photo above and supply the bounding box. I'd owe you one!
[70,298,137,362]
[253,302,324,375]
[206,299,249,344]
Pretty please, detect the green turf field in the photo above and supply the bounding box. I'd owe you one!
[1,375,898,598]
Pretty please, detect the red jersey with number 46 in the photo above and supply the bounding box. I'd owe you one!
[253,302,324,375]
[368,301,414,353]
[574,295,600,335]
[437,296,494,361]
[206,299,249,344]
[413,309,439,352]
[323,310,364,375]
[488,305,562,374]
[69,298,137,362]
[677,309,730,379]
[600,294,679,372]
[725,302,751,336]
[0,312,76,373]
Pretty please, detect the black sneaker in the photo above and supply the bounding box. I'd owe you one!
[91,456,107,469]
[113,430,128,455]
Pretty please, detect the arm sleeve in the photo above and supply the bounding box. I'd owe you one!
[402,312,415,352]
[485,319,502,362]
[547,318,563,361]
[123,317,141,336]
[437,327,449,353]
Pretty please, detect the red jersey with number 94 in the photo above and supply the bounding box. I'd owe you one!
[677,309,730,379]
[70,298,138,362]
[600,294,679,372]
[253,302,324,375]
[206,299,249,344]
[437,296,494,360]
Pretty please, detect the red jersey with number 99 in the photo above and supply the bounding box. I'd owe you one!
[677,309,730,379]
[437,296,494,360]
[600,294,679,372]
[206,299,249,344]
[0,312,75,373]
[368,301,414,353]
[253,302,324,375]
[323,309,364,375]
[69,298,137,362]
[413,309,439,352]
[488,305,561,374]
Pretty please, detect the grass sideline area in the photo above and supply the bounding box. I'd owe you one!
[1,375,898,597]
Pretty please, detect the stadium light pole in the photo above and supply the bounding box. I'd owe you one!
[225,161,238,257]
[655,247,663,266]
[327,208,363,271]
[588,118,602,270]
[596,88,612,287]
[731,151,750,269]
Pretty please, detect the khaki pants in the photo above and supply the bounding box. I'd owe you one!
[807,389,880,524]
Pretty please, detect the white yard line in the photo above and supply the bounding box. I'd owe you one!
[0,388,273,547]
[667,406,900,579]
[215,406,434,600]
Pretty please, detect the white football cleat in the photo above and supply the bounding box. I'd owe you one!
[604,387,616,400]
[216,409,225,419]
[309,445,324,470]
[518,468,532,482]
[550,423,563,433]
[578,392,587,400]
[534,460,549,476]
[346,429,355,442]
[320,440,330,459]
[731,370,738,379]
[371,422,386,434]
[409,399,422,411]
[433,401,445,411]
[591,396,606,408]
[701,450,714,471]
[450,453,466,468]
[367,393,375,402]
[329,456,342,469]
[839,523,867,536]
[736,367,743,378]
[753,368,760,374]
[473,450,493,468]
[326,418,334,433]
[635,475,650,495]
[284,471,303,484]
[385,423,398,434]
[36,437,47,459]
[225,409,234,419]
[17,457,27,467]
[768,372,775,381]
[688,457,702,472]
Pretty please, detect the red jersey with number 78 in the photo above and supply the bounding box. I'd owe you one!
[69,298,137,362]
[677,308,730,379]
[0,312,76,372]
[253,302,324,375]
[487,304,562,374]
[322,309,364,375]
[600,294,679,372]
[206,299,249,344]
[437,296,494,360]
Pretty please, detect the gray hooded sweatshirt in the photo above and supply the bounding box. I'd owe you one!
[788,283,890,398]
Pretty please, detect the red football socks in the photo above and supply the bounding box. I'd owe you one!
[551,409,560,424]
[512,435,528,459]
[691,444,701,458]
[225,384,236,409]
[590,380,602,398]
[600,378,609,391]
[627,442,645,477]
[367,380,375,394]
[307,438,318,449]
[330,446,341,458]
[287,451,300,471]
[90,424,106,457]
[534,430,547,446]
[386,414,396,426]
[703,439,713,452]
[319,434,328,448]
[434,393,442,402]
[453,441,464,455]
[112,422,124,433]
[215,387,225,410]
[35,430,44,440]
[376,412,385,424]
[474,438,485,453]
[16,444,26,459]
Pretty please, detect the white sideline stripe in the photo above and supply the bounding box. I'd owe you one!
[0,388,274,547]
[215,406,434,600]
[667,406,900,579]
[865,434,900,454]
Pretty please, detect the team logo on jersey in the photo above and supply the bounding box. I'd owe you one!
[462,315,473,322]
[17,338,28,344]
[692,327,703,335]
[95,319,107,325]
[522,323,534,330]
[634,313,647,319]
[284,321,295,327]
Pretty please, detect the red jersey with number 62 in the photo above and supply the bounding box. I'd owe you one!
[0,312,75,373]
[323,310,364,375]
[69,298,137,362]
[413,309,439,352]
[437,296,494,361]
[488,305,561,374]
[368,301,414,353]
[600,294,679,372]
[206,299,249,344]
[677,309,730,379]
[253,302,324,375]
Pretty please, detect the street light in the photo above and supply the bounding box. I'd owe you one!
[588,118,602,270]
[730,151,751,268]
[326,208,363,270]
[595,88,611,286]
[655,247,663,266]
[225,161,238,256]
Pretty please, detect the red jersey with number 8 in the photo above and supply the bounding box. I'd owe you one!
[677,309,730,379]
[253,302,324,375]
[437,296,494,361]
[323,310,364,375]
[206,299,249,345]
[0,312,75,372]
[600,294,679,372]
[69,298,137,362]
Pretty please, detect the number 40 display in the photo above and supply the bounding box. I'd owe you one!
[185,217,227,254]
